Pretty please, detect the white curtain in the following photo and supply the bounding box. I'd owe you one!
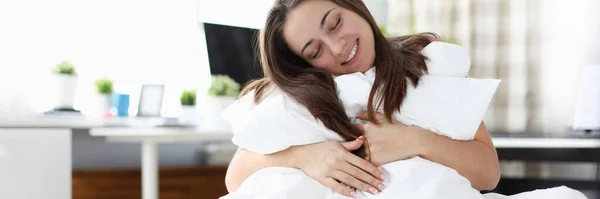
[385,0,595,134]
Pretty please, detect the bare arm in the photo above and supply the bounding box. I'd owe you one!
[418,122,500,190]
[414,33,500,189]
[357,112,501,191]
[225,147,295,192]
[225,139,385,197]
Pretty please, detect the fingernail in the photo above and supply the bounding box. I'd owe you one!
[380,174,387,180]
[350,191,357,198]
[369,187,378,194]
[358,136,365,140]
[378,183,385,190]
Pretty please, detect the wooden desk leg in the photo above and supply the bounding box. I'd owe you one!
[142,140,158,199]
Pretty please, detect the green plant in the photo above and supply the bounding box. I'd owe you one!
[208,75,240,96]
[95,77,113,94]
[52,60,77,75]
[180,89,196,106]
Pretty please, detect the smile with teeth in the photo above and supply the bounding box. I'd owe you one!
[343,40,358,64]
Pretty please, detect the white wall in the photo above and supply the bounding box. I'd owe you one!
[0,0,281,118]
[198,0,273,30]
[0,0,204,117]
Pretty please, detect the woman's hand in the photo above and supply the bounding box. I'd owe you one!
[289,137,386,197]
[357,112,501,190]
[356,112,429,166]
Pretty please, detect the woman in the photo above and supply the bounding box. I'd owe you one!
[223,0,587,198]
[225,0,500,197]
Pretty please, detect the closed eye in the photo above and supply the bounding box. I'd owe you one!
[330,17,341,31]
[312,45,321,59]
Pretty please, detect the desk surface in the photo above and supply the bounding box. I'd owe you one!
[493,132,600,162]
[491,132,600,148]
[492,137,600,148]
[0,116,190,129]
[90,127,233,142]
[3,116,600,148]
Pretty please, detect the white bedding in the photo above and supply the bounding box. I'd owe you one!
[219,42,587,199]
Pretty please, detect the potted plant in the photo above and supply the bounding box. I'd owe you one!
[207,75,241,97]
[50,60,78,110]
[94,77,113,116]
[180,89,198,124]
[202,75,240,129]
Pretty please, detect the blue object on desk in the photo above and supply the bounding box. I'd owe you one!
[112,93,130,117]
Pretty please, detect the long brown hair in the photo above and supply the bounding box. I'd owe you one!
[242,0,433,157]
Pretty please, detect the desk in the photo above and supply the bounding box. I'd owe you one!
[90,127,232,199]
[0,116,233,199]
[492,132,600,162]
[0,116,97,199]
[4,117,598,199]
[0,128,71,199]
[490,132,600,196]
[88,130,600,199]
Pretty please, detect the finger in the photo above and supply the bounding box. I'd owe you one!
[322,177,357,198]
[345,152,385,181]
[356,112,368,121]
[341,136,365,151]
[338,161,383,192]
[331,170,379,195]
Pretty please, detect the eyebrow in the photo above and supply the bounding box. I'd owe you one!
[301,39,314,56]
[301,8,336,56]
[320,8,336,29]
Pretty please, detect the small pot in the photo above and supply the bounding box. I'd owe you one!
[180,105,199,125]
[51,74,78,109]
[200,96,236,130]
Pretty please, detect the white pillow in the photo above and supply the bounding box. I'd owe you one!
[222,91,344,154]
[224,42,500,154]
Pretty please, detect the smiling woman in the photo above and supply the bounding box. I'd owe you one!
[224,0,493,196]
[220,0,587,199]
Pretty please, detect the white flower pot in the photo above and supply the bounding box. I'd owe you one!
[180,105,199,125]
[200,96,236,130]
[93,93,111,116]
[51,74,78,109]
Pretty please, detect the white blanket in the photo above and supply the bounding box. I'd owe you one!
[220,42,587,199]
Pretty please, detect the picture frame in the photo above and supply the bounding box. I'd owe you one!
[137,84,165,117]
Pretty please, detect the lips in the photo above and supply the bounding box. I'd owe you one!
[343,41,357,63]
[342,39,359,66]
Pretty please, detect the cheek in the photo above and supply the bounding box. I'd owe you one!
[342,22,358,34]
[340,15,362,36]
[310,58,335,70]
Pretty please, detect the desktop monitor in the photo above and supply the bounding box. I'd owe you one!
[203,22,263,86]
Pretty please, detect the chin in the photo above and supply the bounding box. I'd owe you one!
[357,64,372,73]
[357,56,375,72]
[343,64,370,74]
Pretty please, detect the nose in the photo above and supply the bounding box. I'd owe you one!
[323,36,346,57]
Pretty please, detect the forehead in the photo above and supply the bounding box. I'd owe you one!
[283,0,340,53]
